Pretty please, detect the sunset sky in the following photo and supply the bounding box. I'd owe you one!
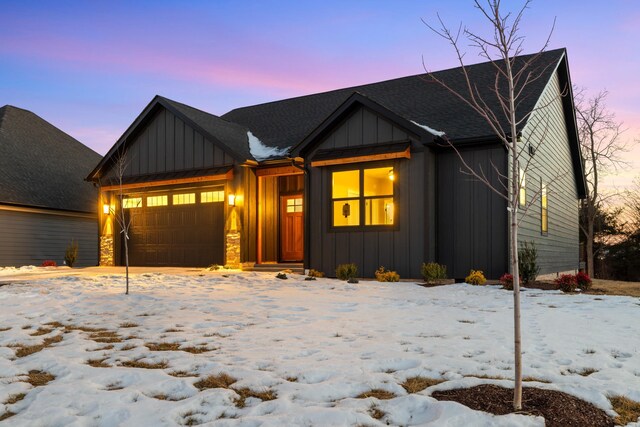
[1,1,638,189]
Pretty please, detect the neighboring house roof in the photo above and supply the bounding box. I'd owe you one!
[0,105,101,213]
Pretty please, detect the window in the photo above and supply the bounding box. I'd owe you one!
[173,193,195,205]
[122,197,142,209]
[146,195,168,207]
[519,168,526,206]
[201,190,224,203]
[541,182,548,234]
[332,166,394,227]
[286,197,303,213]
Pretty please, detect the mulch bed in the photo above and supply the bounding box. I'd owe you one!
[523,280,559,291]
[432,385,614,427]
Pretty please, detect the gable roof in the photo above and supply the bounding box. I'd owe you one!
[223,49,567,153]
[87,96,251,181]
[0,105,101,213]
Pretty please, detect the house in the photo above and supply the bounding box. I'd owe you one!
[87,48,585,279]
[0,105,102,267]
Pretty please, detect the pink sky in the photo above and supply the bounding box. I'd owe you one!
[0,1,638,190]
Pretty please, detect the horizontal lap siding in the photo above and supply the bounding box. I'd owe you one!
[307,106,426,279]
[104,108,230,180]
[518,71,579,274]
[0,210,98,267]
[436,146,508,279]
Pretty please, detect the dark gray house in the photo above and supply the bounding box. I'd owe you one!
[88,48,585,279]
[0,105,101,267]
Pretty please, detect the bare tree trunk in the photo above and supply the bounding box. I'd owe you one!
[511,164,522,410]
[586,214,595,276]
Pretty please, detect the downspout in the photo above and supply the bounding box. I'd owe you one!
[289,158,309,271]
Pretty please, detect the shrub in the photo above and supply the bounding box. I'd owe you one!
[518,242,540,285]
[576,272,592,291]
[465,270,486,286]
[555,274,577,292]
[207,264,221,271]
[41,260,57,267]
[499,273,514,290]
[336,263,358,280]
[375,266,400,282]
[308,269,325,278]
[64,239,78,268]
[421,262,447,283]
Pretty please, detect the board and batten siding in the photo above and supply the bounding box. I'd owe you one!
[518,70,580,274]
[436,145,508,279]
[0,208,98,267]
[103,107,233,180]
[306,106,430,278]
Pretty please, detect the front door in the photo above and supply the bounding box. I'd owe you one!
[280,194,303,261]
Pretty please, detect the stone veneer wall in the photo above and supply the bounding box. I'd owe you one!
[225,232,241,268]
[100,235,114,266]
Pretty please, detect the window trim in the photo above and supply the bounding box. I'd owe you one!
[519,168,526,207]
[329,162,397,231]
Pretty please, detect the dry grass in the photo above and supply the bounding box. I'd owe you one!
[145,342,181,351]
[193,373,237,390]
[233,387,277,408]
[568,368,598,377]
[589,279,640,297]
[164,328,183,333]
[0,327,11,332]
[285,376,298,382]
[356,389,397,400]
[168,370,198,378]
[119,322,138,328]
[523,376,552,383]
[89,331,122,343]
[121,359,168,369]
[401,376,446,393]
[465,374,508,380]
[4,393,26,404]
[21,325,31,329]
[151,394,185,401]
[609,395,640,425]
[30,327,53,336]
[369,404,386,420]
[67,325,106,333]
[24,370,55,387]
[86,358,111,368]
[11,334,63,358]
[120,344,137,351]
[89,344,115,351]
[0,412,16,421]
[43,321,65,328]
[105,382,124,391]
[181,346,214,354]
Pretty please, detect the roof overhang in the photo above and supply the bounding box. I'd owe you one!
[99,166,233,192]
[310,141,411,167]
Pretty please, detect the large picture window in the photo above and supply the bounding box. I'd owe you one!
[332,166,394,227]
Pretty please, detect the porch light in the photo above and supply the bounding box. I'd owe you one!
[388,169,394,181]
[228,194,236,207]
[103,204,110,215]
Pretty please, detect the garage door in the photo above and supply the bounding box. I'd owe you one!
[124,187,225,267]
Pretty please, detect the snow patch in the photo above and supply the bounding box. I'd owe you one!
[247,131,289,161]
[410,120,446,137]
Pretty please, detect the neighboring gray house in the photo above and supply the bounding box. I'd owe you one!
[0,105,101,267]
[88,48,585,279]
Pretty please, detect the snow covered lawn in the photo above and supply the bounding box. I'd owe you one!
[0,272,639,426]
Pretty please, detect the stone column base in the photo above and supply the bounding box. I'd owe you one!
[100,235,114,266]
[225,232,241,269]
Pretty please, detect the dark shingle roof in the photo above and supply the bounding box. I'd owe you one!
[222,49,566,152]
[158,96,252,161]
[0,105,101,213]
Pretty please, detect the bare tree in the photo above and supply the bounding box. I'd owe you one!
[575,90,630,277]
[424,0,559,410]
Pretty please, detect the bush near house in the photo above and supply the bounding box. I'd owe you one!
[519,242,540,285]
[374,266,400,282]
[576,272,592,291]
[308,269,325,278]
[64,240,78,268]
[499,273,516,290]
[555,274,578,292]
[41,260,57,267]
[421,262,447,283]
[336,263,358,281]
[465,270,486,286]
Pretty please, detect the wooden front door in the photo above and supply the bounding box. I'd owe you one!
[280,194,304,261]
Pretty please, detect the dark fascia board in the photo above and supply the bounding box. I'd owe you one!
[291,92,430,158]
[0,200,96,215]
[557,52,587,199]
[86,96,244,182]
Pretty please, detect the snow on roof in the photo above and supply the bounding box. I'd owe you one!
[410,120,445,137]
[248,131,289,161]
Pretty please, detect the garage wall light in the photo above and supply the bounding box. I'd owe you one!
[228,194,236,207]
[103,204,110,215]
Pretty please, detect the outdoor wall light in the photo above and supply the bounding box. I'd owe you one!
[228,194,236,207]
[103,204,110,215]
[388,169,395,181]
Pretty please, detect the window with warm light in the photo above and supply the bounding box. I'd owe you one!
[541,181,548,234]
[122,197,142,209]
[146,195,168,207]
[173,193,195,205]
[201,190,224,203]
[519,168,526,206]
[331,166,394,227]
[286,198,303,213]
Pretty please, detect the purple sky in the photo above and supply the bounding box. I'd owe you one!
[1,1,638,189]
